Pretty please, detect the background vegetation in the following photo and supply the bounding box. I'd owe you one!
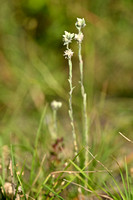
[0,0,133,199]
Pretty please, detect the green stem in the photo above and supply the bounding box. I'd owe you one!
[68,57,79,163]
[78,34,88,167]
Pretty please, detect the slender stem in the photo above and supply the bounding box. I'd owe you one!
[68,56,79,162]
[53,109,57,138]
[78,34,88,167]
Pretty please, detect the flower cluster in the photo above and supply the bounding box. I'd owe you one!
[74,32,84,43]
[63,31,74,46]
[75,18,86,30]
[63,18,86,59]
[51,100,62,110]
[64,49,74,59]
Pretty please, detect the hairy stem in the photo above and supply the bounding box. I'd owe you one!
[68,57,79,162]
[78,35,88,167]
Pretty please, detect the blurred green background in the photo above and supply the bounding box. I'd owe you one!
[0,0,133,147]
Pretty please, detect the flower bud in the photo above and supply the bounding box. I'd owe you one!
[51,100,62,110]
[75,18,86,29]
[63,31,74,45]
[74,32,84,43]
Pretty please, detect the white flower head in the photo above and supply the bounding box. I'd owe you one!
[74,32,84,43]
[64,49,74,59]
[75,18,86,30]
[63,31,74,45]
[51,100,62,110]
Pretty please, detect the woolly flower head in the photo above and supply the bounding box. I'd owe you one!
[64,49,74,59]
[51,100,62,110]
[74,32,84,43]
[75,18,86,30]
[63,31,74,46]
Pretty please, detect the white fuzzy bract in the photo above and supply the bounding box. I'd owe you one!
[75,18,86,29]
[74,32,84,43]
[63,31,74,45]
[64,49,74,59]
[51,100,62,110]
